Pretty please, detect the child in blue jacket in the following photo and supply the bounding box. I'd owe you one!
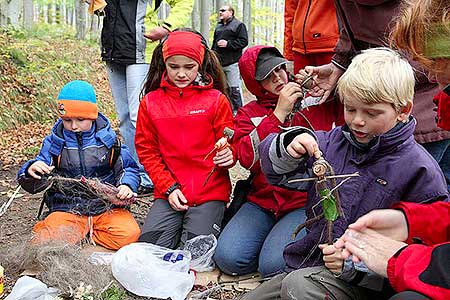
[17,80,141,250]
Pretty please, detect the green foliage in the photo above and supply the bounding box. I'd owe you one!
[99,283,127,300]
[0,24,115,132]
[22,145,41,157]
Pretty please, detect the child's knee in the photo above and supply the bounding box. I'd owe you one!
[32,212,86,245]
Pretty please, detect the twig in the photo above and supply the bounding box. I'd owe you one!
[97,280,114,297]
[0,185,21,216]
[288,172,359,183]
[189,285,221,299]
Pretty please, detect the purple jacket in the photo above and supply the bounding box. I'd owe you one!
[260,118,449,271]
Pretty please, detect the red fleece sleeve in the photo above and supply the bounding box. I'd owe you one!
[387,243,450,299]
[393,201,450,245]
[233,108,282,171]
[135,95,177,195]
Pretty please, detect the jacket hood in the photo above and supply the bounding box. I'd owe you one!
[238,45,280,106]
[49,113,116,156]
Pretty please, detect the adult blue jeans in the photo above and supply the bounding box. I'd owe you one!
[422,138,450,191]
[106,62,152,187]
[214,202,307,278]
[222,62,243,114]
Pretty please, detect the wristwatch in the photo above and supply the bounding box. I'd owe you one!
[164,182,180,196]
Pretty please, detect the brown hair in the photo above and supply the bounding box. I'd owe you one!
[142,28,229,97]
[390,0,450,69]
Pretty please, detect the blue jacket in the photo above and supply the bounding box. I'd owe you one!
[259,118,449,271]
[17,113,140,216]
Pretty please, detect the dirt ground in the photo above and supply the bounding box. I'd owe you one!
[0,114,252,299]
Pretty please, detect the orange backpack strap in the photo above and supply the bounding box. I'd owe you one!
[109,137,122,168]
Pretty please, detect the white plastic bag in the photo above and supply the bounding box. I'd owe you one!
[184,234,217,272]
[111,242,195,300]
[5,276,59,300]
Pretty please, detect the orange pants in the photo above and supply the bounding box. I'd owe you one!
[32,209,140,250]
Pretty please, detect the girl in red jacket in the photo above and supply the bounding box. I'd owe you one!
[135,29,235,249]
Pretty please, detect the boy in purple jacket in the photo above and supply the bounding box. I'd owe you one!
[241,48,449,300]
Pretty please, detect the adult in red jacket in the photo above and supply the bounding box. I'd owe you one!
[337,201,450,300]
[336,1,450,299]
[283,0,344,131]
[214,45,310,278]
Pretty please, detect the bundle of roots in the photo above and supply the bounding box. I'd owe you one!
[0,240,113,296]
[50,176,135,206]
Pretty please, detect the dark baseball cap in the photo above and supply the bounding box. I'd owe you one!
[255,48,287,81]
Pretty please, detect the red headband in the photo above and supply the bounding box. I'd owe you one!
[162,31,205,65]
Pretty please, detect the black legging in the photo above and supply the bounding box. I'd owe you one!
[389,291,430,300]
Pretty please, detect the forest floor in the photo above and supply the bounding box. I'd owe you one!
[0,109,257,300]
[0,25,258,297]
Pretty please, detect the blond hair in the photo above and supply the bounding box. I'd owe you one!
[337,47,415,111]
[390,0,450,70]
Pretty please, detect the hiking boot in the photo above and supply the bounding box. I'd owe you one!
[137,185,154,197]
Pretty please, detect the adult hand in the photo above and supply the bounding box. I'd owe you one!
[348,209,408,241]
[295,63,344,104]
[144,26,169,41]
[340,228,407,278]
[28,161,55,179]
[273,82,303,122]
[319,243,344,274]
[168,188,189,211]
[213,146,234,167]
[217,39,228,48]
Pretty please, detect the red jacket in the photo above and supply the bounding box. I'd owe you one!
[434,91,450,131]
[236,45,309,217]
[135,75,234,205]
[387,201,450,299]
[284,0,339,60]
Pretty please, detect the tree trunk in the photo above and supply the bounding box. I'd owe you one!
[243,0,251,46]
[200,0,209,42]
[5,0,22,26]
[75,0,86,39]
[42,4,47,24]
[216,0,224,11]
[191,0,200,31]
[33,1,38,22]
[23,0,33,29]
[0,0,6,26]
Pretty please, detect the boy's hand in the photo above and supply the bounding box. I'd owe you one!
[319,243,344,274]
[116,184,135,201]
[168,189,189,211]
[287,133,321,159]
[213,146,234,167]
[28,161,54,179]
[274,82,303,122]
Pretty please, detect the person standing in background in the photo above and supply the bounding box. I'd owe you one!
[212,4,248,115]
[283,0,344,131]
[98,0,194,195]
